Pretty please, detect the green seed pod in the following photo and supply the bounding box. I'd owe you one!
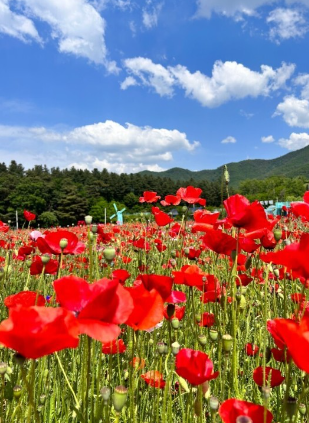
[209,329,218,341]
[195,313,202,323]
[103,247,116,262]
[273,229,282,242]
[209,396,219,411]
[112,386,128,412]
[171,318,180,329]
[59,238,68,249]
[181,206,188,213]
[157,342,166,355]
[85,215,93,225]
[171,342,180,355]
[91,224,98,234]
[41,254,50,265]
[239,295,247,310]
[299,404,306,415]
[40,394,46,405]
[222,334,233,353]
[13,385,22,399]
[198,334,207,346]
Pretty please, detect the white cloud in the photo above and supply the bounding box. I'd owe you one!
[5,0,119,72]
[142,2,163,29]
[123,57,295,107]
[221,136,236,143]
[0,0,42,42]
[267,8,308,42]
[294,74,309,99]
[275,96,309,127]
[261,135,275,142]
[195,0,309,18]
[278,132,309,150]
[120,76,138,90]
[0,120,199,173]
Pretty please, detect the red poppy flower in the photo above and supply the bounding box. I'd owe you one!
[199,312,215,327]
[24,210,36,222]
[271,348,292,363]
[138,274,173,301]
[4,291,46,308]
[139,191,161,203]
[160,195,181,206]
[219,398,273,423]
[253,366,285,387]
[125,282,164,331]
[151,207,173,227]
[271,316,309,373]
[163,305,186,321]
[175,348,219,386]
[0,221,9,233]
[172,265,205,289]
[267,319,286,350]
[224,194,268,232]
[0,306,79,359]
[141,370,165,389]
[133,238,150,251]
[102,339,126,354]
[130,357,146,370]
[30,256,59,275]
[245,343,259,356]
[54,276,133,343]
[165,290,187,304]
[176,186,206,206]
[112,269,130,285]
[37,230,85,256]
[202,230,237,256]
[261,233,309,280]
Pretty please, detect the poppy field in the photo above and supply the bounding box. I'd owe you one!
[1,186,309,423]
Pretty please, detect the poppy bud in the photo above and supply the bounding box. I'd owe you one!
[182,206,188,213]
[41,254,50,265]
[40,394,46,405]
[209,396,219,411]
[273,268,280,277]
[101,386,111,402]
[286,397,297,419]
[0,362,7,375]
[209,329,218,341]
[85,215,93,225]
[123,370,129,381]
[171,318,180,329]
[222,335,233,353]
[236,417,253,423]
[112,386,128,412]
[273,229,282,241]
[171,342,180,355]
[184,248,190,255]
[157,342,166,355]
[239,295,247,310]
[299,404,306,415]
[166,304,175,318]
[198,334,207,346]
[59,238,68,249]
[194,397,202,416]
[13,385,22,399]
[103,247,116,263]
[195,313,202,323]
[224,165,230,184]
[25,260,32,269]
[91,225,98,234]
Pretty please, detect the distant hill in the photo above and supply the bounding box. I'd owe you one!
[139,145,309,187]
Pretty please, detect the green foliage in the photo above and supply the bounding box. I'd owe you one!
[38,211,59,227]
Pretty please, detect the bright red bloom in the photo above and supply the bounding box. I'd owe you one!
[37,230,85,255]
[261,232,309,280]
[160,195,181,206]
[271,348,292,363]
[172,265,205,289]
[253,366,285,387]
[272,316,309,373]
[219,398,273,423]
[112,269,130,285]
[0,306,79,359]
[202,229,237,256]
[192,210,219,232]
[176,186,206,206]
[224,194,268,232]
[141,370,165,389]
[54,276,133,343]
[139,191,161,203]
[163,305,186,321]
[165,290,187,304]
[102,339,126,354]
[267,319,286,350]
[175,348,219,386]
[138,274,173,301]
[245,343,259,356]
[130,357,146,369]
[199,312,215,327]
[24,210,36,222]
[0,221,9,233]
[151,207,173,227]
[125,282,164,331]
[4,291,45,308]
[30,255,59,275]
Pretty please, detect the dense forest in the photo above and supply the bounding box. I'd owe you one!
[0,161,224,227]
[0,161,307,227]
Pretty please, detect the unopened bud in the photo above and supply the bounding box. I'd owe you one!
[13,385,22,399]
[273,229,282,242]
[112,386,128,412]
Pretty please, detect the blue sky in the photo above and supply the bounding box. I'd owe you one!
[1,0,309,174]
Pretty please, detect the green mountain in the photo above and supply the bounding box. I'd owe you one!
[139,145,309,187]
